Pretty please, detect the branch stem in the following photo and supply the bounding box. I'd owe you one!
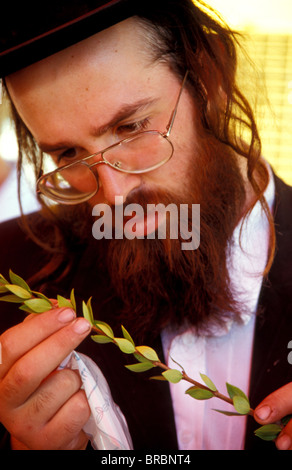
[90,325,254,417]
[153,361,254,417]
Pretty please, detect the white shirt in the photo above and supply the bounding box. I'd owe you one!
[162,166,275,450]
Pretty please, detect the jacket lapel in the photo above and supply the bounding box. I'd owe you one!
[245,175,292,448]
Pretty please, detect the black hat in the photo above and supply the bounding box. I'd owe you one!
[0,0,140,76]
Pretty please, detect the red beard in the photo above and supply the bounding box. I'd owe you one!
[99,140,246,343]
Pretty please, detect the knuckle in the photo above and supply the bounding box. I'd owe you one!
[29,370,82,419]
[63,420,82,437]
[0,376,19,402]
[31,389,55,416]
[0,362,32,403]
[75,391,91,418]
[0,329,14,360]
[11,361,33,389]
[62,419,82,437]
[58,368,82,391]
[9,414,33,444]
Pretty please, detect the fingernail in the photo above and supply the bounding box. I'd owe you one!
[255,404,271,420]
[72,318,91,334]
[58,308,76,323]
[277,434,291,450]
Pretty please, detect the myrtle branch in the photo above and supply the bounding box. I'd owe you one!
[91,320,253,414]
[1,270,289,441]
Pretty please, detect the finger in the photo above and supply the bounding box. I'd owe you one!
[254,383,292,424]
[275,417,292,450]
[0,307,76,377]
[0,317,91,408]
[40,389,90,450]
[20,369,83,426]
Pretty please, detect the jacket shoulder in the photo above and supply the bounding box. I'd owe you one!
[0,214,49,281]
[273,175,292,228]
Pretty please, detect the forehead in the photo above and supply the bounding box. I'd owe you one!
[6,18,149,90]
[6,18,158,107]
[5,17,180,146]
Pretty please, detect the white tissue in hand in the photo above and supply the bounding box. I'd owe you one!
[59,351,133,450]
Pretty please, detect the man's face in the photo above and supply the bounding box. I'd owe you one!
[6,18,198,223]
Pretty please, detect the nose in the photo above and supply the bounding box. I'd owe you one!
[95,163,141,205]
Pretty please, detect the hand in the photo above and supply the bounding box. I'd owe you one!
[0,307,91,449]
[254,383,292,450]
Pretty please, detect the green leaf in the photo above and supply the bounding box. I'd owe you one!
[225,383,250,414]
[121,325,135,346]
[162,369,183,384]
[125,362,155,372]
[0,286,9,293]
[200,373,217,391]
[0,294,24,303]
[70,289,76,311]
[91,335,113,344]
[95,321,114,338]
[23,298,52,313]
[135,346,159,362]
[0,274,9,285]
[226,383,249,402]
[5,284,32,299]
[19,304,38,314]
[9,271,31,292]
[254,424,282,441]
[57,295,73,308]
[133,352,152,364]
[232,396,250,415]
[185,386,214,400]
[212,409,244,417]
[115,338,136,354]
[87,297,95,321]
[82,300,94,325]
[31,291,52,304]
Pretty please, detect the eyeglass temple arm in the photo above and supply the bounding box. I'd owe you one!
[165,70,189,137]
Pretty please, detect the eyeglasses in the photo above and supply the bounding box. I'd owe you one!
[36,71,189,205]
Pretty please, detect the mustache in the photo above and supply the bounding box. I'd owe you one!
[116,185,186,210]
[109,184,197,226]
[92,184,200,251]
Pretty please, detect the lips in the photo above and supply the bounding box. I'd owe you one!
[123,210,163,238]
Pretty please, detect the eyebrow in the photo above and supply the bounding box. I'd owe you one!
[37,98,158,154]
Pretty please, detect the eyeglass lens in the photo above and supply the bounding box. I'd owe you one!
[39,131,173,203]
[102,131,171,171]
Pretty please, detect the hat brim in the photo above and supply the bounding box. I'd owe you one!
[0,0,136,76]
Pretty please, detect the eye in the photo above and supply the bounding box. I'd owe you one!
[56,147,78,164]
[115,118,150,137]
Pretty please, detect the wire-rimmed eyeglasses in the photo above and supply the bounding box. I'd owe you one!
[36,71,189,205]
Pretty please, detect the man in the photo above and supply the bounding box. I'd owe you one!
[0,0,291,450]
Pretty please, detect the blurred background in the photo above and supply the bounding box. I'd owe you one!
[0,0,291,222]
[209,0,292,184]
[0,85,40,222]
